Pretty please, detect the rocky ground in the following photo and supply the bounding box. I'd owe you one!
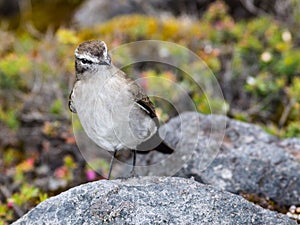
[11,112,300,224]
[12,177,297,225]
[136,112,300,210]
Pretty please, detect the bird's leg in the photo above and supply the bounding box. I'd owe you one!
[129,150,137,177]
[107,150,117,180]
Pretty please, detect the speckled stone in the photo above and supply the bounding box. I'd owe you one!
[137,112,300,207]
[13,177,296,225]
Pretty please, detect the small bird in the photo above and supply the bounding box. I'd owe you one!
[69,40,173,179]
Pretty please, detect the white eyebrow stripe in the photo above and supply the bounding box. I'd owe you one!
[75,51,100,63]
[102,42,108,59]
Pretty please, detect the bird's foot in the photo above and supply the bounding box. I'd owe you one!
[129,168,139,178]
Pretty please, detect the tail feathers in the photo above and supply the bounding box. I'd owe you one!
[154,141,174,154]
[136,132,174,154]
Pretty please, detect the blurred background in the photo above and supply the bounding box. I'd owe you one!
[0,0,300,223]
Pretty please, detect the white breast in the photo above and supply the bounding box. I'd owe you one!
[72,69,157,152]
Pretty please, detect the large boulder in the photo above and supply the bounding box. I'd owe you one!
[72,0,214,28]
[73,0,297,28]
[12,177,296,225]
[137,112,300,208]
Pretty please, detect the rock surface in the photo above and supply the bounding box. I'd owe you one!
[278,138,300,161]
[72,0,214,28]
[72,0,295,28]
[12,177,296,225]
[137,112,300,208]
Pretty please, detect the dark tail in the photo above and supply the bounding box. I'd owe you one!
[154,140,174,154]
[136,131,174,154]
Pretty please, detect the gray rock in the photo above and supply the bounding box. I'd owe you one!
[73,0,146,28]
[72,0,214,28]
[137,112,300,207]
[12,177,296,225]
[278,138,300,161]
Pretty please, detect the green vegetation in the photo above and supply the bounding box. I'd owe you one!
[1,1,299,137]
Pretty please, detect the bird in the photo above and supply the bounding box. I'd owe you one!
[69,40,174,179]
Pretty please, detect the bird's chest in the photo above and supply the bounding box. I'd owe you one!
[72,76,133,139]
[73,78,122,123]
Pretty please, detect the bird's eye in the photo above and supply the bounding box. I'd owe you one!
[80,58,93,64]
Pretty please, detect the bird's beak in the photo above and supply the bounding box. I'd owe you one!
[104,57,111,65]
[101,55,111,66]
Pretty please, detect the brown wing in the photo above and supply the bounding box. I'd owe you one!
[127,79,157,119]
[136,97,157,118]
[122,71,173,154]
[68,86,77,113]
[68,81,77,113]
[118,68,157,119]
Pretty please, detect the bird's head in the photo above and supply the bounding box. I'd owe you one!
[74,40,111,79]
